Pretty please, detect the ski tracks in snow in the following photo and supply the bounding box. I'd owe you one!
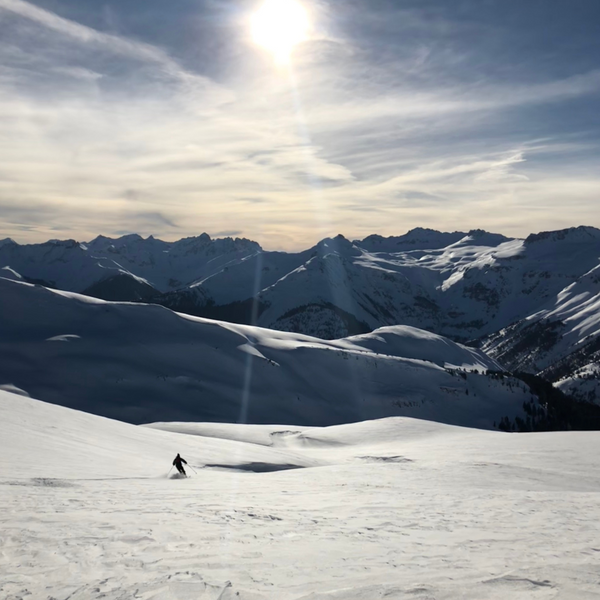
[2,406,600,599]
[2,464,600,599]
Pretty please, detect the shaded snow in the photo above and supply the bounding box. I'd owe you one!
[0,277,532,429]
[1,266,22,280]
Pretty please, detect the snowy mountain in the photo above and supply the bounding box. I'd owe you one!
[0,276,559,430]
[149,226,600,345]
[483,261,600,403]
[3,226,600,404]
[3,388,600,599]
[357,227,509,252]
[0,233,261,296]
[3,226,600,343]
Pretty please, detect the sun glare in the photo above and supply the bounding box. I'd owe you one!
[251,0,309,64]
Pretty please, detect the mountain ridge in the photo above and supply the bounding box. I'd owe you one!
[2,226,599,404]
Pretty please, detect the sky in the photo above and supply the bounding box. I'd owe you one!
[0,0,599,251]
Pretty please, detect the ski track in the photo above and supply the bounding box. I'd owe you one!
[2,395,600,599]
[3,473,599,599]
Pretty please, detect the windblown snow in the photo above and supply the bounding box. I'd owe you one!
[2,389,600,599]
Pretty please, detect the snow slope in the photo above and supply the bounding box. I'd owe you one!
[2,389,600,599]
[0,276,535,429]
[483,262,600,402]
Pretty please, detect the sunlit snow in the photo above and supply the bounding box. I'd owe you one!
[2,390,600,599]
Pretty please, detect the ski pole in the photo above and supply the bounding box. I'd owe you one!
[188,464,198,475]
[167,465,174,477]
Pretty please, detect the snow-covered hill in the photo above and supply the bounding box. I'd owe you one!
[2,389,600,599]
[0,276,543,429]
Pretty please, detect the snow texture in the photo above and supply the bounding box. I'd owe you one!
[2,389,600,599]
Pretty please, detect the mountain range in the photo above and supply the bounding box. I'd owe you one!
[1,225,599,407]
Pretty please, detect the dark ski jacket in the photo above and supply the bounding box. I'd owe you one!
[173,454,187,468]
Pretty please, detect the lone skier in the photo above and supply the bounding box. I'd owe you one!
[173,453,188,476]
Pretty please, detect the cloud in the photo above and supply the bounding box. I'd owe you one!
[52,66,103,81]
[238,197,271,204]
[0,0,598,250]
[0,0,181,73]
[0,200,56,224]
[213,230,244,238]
[122,211,179,230]
[0,0,232,105]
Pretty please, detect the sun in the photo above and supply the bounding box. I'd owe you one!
[251,0,309,64]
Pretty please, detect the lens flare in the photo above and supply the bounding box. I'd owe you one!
[251,0,309,64]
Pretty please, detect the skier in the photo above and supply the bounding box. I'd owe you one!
[173,453,188,476]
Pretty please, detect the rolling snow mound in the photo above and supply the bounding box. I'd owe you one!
[0,276,533,429]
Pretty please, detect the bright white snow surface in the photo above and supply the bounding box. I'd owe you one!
[2,390,600,600]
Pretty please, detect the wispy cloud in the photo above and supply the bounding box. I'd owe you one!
[0,0,183,74]
[0,0,598,250]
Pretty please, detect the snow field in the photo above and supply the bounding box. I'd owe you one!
[2,390,600,599]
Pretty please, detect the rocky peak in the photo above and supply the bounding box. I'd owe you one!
[525,226,600,245]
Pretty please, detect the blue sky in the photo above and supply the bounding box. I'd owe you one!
[0,0,599,249]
